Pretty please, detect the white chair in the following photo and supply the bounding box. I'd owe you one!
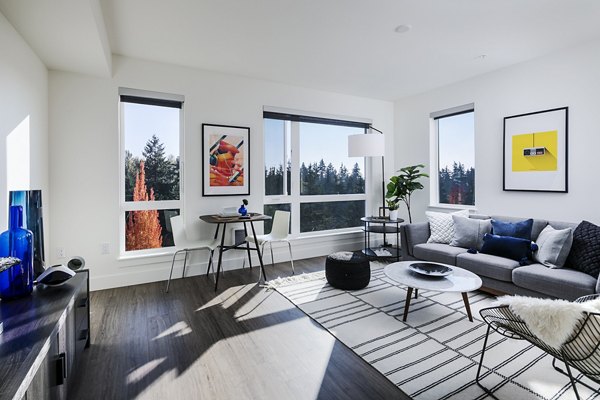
[245,210,294,279]
[165,215,219,293]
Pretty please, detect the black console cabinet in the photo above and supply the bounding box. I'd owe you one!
[0,271,90,400]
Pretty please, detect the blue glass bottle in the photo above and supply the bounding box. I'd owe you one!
[238,204,247,216]
[0,206,34,299]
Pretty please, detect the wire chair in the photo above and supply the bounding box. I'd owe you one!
[477,294,600,399]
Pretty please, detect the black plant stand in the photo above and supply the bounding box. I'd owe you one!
[360,216,403,261]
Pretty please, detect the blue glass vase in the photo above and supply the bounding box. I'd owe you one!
[238,205,247,216]
[0,206,34,299]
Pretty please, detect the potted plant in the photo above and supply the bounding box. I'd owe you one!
[385,164,429,223]
[386,199,400,221]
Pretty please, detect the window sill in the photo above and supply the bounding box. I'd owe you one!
[117,250,177,269]
[297,228,362,240]
[428,204,478,212]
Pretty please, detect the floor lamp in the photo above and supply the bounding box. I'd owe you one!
[347,127,386,217]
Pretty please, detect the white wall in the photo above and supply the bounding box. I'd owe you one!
[0,13,48,245]
[394,38,600,224]
[49,56,393,290]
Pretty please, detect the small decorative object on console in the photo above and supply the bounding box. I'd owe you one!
[238,198,248,216]
[0,257,21,273]
[36,264,76,287]
[67,256,86,271]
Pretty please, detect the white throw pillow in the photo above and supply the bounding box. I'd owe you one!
[426,209,470,244]
[534,225,574,268]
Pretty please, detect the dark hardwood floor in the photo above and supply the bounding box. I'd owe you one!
[70,257,410,400]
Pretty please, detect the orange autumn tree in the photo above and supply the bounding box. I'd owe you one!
[126,161,163,250]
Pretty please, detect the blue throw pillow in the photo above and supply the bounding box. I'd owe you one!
[480,234,532,265]
[491,218,534,240]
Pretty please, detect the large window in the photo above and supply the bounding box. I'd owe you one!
[119,89,184,254]
[264,111,367,234]
[431,105,475,206]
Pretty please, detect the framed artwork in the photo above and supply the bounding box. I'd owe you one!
[503,107,568,192]
[202,123,250,196]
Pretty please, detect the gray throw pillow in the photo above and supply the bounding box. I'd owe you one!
[534,225,573,268]
[450,216,492,250]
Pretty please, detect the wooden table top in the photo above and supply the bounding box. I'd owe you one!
[200,213,271,224]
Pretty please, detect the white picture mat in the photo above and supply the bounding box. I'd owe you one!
[504,108,567,191]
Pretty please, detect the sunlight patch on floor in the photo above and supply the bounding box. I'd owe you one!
[152,321,192,340]
[126,357,167,384]
[196,283,256,312]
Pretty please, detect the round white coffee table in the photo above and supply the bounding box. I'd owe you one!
[384,261,482,322]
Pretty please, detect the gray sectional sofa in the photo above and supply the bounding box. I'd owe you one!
[399,214,598,301]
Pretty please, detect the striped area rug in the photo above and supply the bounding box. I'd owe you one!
[269,263,600,400]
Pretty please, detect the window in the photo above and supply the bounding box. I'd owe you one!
[264,111,367,234]
[431,105,475,206]
[119,89,184,254]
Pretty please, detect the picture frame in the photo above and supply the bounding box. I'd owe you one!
[202,123,250,196]
[503,107,568,193]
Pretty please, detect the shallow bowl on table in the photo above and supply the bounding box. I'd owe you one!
[408,262,453,277]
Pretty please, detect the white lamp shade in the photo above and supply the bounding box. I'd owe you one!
[347,133,385,157]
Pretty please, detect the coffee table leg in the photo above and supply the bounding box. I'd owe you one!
[462,292,473,322]
[403,287,413,322]
[415,289,418,299]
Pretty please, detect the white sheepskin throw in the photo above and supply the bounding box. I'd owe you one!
[495,295,600,349]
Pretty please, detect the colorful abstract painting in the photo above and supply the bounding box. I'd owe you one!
[202,124,250,196]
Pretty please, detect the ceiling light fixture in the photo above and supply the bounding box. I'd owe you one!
[394,24,412,34]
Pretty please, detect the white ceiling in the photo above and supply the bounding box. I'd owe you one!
[2,0,600,100]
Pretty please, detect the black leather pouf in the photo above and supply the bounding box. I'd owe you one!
[325,251,370,290]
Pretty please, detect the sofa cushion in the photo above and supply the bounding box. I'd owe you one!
[480,234,531,264]
[533,225,573,269]
[513,264,597,301]
[426,209,470,244]
[547,220,578,231]
[450,216,491,250]
[564,220,600,278]
[402,222,430,256]
[413,243,467,265]
[491,218,534,240]
[456,252,521,282]
[491,215,548,241]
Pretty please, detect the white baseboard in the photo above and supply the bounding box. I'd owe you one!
[90,233,368,291]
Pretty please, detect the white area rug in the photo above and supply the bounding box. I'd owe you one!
[269,263,600,400]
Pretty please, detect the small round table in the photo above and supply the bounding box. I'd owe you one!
[384,261,482,322]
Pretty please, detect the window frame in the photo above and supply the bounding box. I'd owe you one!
[263,111,369,236]
[429,104,476,209]
[118,88,185,256]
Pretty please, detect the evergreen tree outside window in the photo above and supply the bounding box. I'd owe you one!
[120,89,184,254]
[431,106,475,206]
[264,111,368,234]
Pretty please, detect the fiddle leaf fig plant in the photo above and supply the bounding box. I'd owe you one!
[385,164,429,223]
